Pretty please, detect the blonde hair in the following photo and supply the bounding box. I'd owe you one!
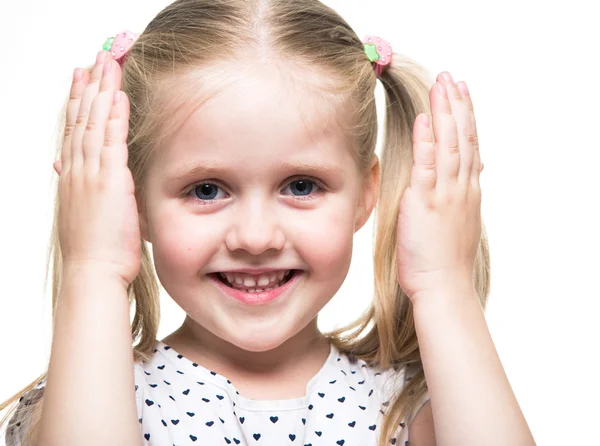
[0,0,491,444]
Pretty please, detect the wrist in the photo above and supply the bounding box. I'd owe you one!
[62,261,130,290]
[412,282,479,310]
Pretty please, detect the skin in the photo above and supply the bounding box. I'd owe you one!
[137,61,379,389]
[56,55,379,394]
[55,48,533,444]
[393,74,533,444]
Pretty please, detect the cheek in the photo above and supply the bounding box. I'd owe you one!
[289,199,356,273]
[149,207,223,278]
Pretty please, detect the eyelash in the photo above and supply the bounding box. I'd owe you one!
[183,177,327,205]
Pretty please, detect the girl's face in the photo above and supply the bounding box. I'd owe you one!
[140,63,378,354]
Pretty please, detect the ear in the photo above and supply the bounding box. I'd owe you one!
[354,155,380,232]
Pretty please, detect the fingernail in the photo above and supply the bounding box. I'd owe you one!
[443,72,453,83]
[103,60,112,75]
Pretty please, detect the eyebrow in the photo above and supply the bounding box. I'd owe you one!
[163,161,228,181]
[164,160,346,181]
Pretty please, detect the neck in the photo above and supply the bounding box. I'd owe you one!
[163,316,330,376]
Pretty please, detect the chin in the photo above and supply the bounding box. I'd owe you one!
[213,318,310,353]
[222,329,291,353]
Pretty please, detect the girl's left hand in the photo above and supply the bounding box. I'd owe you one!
[396,72,483,304]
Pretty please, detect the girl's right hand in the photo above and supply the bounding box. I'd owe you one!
[55,50,141,287]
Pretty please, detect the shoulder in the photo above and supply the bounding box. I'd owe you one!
[372,361,433,444]
[401,362,435,445]
[407,400,436,446]
[371,361,427,406]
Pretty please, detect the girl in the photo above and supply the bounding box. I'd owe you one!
[1,0,535,445]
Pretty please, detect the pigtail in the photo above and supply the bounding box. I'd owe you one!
[0,57,163,444]
[373,55,433,363]
[374,55,491,443]
[325,52,491,445]
[0,3,492,446]
[129,241,162,364]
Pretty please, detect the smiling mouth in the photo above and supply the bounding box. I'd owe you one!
[210,270,298,293]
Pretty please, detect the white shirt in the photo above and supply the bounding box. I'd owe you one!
[6,340,430,446]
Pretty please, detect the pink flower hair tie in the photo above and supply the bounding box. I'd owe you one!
[102,31,140,66]
[363,35,393,78]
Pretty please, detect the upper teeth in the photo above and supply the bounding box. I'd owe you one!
[219,270,290,288]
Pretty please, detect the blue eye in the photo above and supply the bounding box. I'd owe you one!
[185,177,325,205]
[282,179,323,198]
[190,183,226,201]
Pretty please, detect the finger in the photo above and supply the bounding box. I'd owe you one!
[53,160,62,176]
[456,82,479,140]
[456,82,482,184]
[431,80,459,192]
[62,68,89,173]
[82,57,121,174]
[409,113,436,193]
[99,56,122,93]
[100,90,131,172]
[70,51,108,170]
[440,76,474,189]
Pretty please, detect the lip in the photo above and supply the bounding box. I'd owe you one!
[208,270,302,306]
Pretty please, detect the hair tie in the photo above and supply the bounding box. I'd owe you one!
[101,31,392,76]
[102,31,140,66]
[363,35,393,78]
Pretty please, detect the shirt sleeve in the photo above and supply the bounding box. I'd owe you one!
[378,362,431,445]
[5,380,46,446]
[5,366,144,446]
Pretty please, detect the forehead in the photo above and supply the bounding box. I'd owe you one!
[152,62,355,179]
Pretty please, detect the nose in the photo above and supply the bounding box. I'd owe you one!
[225,194,285,255]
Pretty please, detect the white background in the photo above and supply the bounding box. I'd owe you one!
[0,1,599,444]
